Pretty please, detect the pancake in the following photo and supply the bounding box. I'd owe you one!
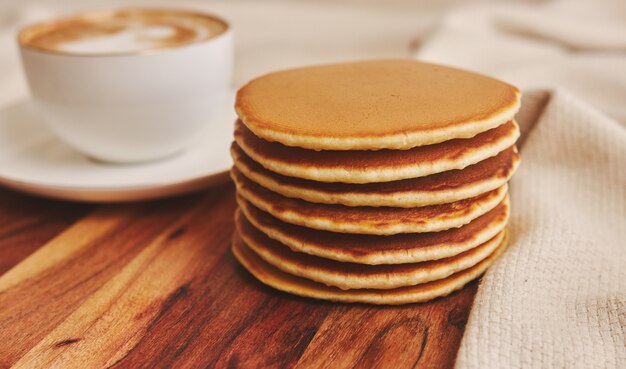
[237,195,509,264]
[231,168,508,234]
[234,120,520,184]
[236,210,505,290]
[232,230,509,304]
[232,142,520,207]
[235,59,520,150]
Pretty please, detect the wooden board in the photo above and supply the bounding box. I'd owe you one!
[0,182,478,369]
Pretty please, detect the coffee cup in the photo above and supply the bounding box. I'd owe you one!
[18,8,233,163]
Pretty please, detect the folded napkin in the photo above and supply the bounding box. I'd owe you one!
[414,1,626,368]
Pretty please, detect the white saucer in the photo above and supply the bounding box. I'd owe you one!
[0,100,236,202]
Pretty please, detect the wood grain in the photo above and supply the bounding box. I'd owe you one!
[0,189,90,274]
[0,182,478,369]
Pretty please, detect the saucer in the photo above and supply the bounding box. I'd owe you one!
[0,100,235,202]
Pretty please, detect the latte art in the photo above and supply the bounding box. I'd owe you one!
[19,9,228,55]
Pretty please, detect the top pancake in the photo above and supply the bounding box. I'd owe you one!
[235,59,520,150]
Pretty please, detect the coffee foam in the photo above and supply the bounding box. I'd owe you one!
[19,9,227,55]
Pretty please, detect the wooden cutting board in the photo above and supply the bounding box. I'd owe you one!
[0,182,477,369]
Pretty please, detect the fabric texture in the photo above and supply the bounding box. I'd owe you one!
[414,1,626,368]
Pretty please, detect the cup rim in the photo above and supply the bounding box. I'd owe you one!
[17,7,232,58]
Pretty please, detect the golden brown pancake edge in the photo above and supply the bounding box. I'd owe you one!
[231,167,509,235]
[234,120,520,183]
[236,195,510,264]
[231,142,520,207]
[236,209,505,290]
[231,229,509,305]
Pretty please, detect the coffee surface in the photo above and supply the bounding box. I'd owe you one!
[19,9,227,54]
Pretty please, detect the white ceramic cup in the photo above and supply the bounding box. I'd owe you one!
[18,9,233,163]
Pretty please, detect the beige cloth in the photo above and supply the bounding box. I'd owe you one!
[415,1,626,368]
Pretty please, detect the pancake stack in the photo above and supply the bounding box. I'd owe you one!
[230,60,521,305]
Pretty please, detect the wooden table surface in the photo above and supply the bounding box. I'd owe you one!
[0,180,478,369]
